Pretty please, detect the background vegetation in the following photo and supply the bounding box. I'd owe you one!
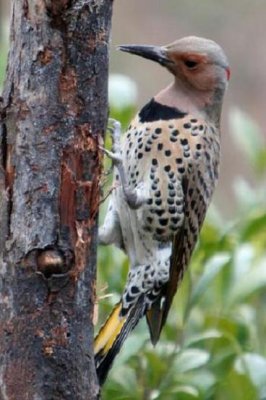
[97,77,266,400]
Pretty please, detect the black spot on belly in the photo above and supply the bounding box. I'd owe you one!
[139,98,187,123]
[180,138,188,146]
[168,182,174,190]
[169,171,175,179]
[168,206,176,214]
[170,137,178,142]
[172,129,179,136]
[159,218,168,226]
[168,190,176,197]
[171,217,179,225]
[131,285,139,294]
[167,198,175,205]
[155,198,162,206]
[155,209,165,217]
[195,151,201,159]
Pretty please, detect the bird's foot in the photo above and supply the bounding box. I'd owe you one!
[99,146,122,167]
[108,118,122,155]
[123,182,148,209]
[100,118,123,168]
[101,119,147,209]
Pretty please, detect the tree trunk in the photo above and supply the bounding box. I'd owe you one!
[0,1,113,399]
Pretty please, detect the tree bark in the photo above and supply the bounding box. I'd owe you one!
[0,1,113,399]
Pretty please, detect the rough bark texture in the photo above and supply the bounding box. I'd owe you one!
[0,1,113,399]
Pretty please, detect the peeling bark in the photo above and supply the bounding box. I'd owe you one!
[0,1,113,399]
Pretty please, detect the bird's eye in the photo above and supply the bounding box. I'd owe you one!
[184,60,198,69]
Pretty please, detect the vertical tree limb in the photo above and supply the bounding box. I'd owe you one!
[0,1,113,398]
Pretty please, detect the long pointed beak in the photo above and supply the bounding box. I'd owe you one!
[117,44,173,67]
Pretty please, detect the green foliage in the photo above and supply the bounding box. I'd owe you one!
[0,41,8,90]
[97,82,266,399]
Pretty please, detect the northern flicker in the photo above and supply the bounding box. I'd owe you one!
[95,36,230,384]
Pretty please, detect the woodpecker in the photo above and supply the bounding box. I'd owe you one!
[95,36,230,384]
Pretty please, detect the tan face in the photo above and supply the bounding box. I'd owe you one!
[167,50,230,92]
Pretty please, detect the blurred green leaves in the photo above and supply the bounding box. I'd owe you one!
[98,78,266,399]
[189,253,230,311]
[229,108,266,218]
[0,34,8,89]
[229,108,266,174]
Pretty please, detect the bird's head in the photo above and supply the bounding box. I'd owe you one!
[118,36,230,94]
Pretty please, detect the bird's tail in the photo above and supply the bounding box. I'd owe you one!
[94,297,145,385]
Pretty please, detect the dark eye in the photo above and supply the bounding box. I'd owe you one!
[184,60,198,69]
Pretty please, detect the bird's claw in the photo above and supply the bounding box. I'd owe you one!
[108,118,121,132]
[107,119,122,154]
[99,146,122,166]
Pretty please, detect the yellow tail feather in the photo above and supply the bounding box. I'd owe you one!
[94,297,145,385]
[94,302,125,356]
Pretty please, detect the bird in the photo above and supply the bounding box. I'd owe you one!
[95,36,230,385]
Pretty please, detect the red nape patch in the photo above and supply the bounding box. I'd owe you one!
[226,67,231,81]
